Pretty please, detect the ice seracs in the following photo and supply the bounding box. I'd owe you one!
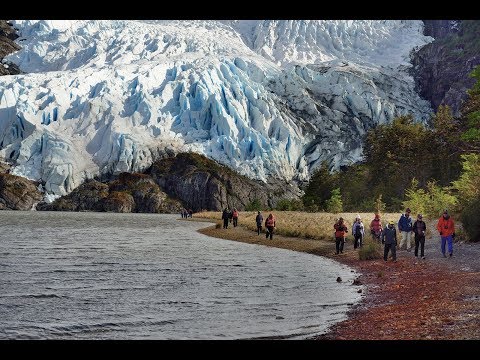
[0,20,433,199]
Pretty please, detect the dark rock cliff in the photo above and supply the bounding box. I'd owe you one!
[411,20,480,115]
[0,20,20,75]
[149,152,300,212]
[0,172,42,210]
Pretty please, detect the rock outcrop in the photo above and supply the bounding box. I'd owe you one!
[0,20,20,76]
[37,172,184,213]
[0,172,42,210]
[150,152,300,212]
[411,20,480,115]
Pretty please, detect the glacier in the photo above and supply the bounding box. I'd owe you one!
[0,20,433,199]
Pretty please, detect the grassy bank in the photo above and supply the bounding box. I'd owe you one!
[194,211,402,241]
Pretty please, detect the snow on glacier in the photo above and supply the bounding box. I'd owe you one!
[0,20,434,199]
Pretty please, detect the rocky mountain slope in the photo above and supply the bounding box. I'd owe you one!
[411,20,480,115]
[36,152,300,212]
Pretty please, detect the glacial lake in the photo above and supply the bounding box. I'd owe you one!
[0,211,362,339]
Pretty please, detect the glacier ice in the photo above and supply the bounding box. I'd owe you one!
[0,20,433,199]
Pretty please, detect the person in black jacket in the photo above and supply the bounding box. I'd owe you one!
[255,211,263,235]
[382,220,397,262]
[222,208,230,229]
[412,213,427,259]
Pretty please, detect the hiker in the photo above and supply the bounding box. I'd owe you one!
[352,215,365,249]
[265,213,276,240]
[228,209,233,224]
[398,208,413,251]
[436,209,455,258]
[182,208,188,218]
[334,217,348,254]
[412,213,427,259]
[222,208,230,229]
[370,213,383,243]
[188,209,193,218]
[232,208,239,227]
[255,211,263,235]
[382,220,398,262]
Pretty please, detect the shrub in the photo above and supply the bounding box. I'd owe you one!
[275,198,304,211]
[358,238,383,260]
[245,198,262,211]
[461,196,480,242]
[403,178,457,218]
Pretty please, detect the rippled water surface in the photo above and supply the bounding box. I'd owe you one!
[0,211,362,339]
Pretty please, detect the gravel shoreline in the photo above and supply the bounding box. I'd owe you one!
[195,218,480,340]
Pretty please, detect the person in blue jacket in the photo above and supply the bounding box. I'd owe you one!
[398,208,413,251]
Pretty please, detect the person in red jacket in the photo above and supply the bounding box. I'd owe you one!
[334,217,348,254]
[437,209,455,258]
[369,213,383,243]
[265,213,276,240]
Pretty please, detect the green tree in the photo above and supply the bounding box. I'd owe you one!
[302,161,338,210]
[431,105,462,185]
[403,178,457,218]
[460,196,480,242]
[459,66,480,152]
[245,198,262,211]
[363,115,436,206]
[452,153,480,209]
[374,194,387,214]
[325,188,343,213]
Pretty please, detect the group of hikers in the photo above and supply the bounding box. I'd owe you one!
[192,206,456,262]
[221,208,240,229]
[334,208,456,262]
[180,208,193,218]
[221,208,277,239]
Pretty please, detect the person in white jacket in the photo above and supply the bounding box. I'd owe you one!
[352,215,365,249]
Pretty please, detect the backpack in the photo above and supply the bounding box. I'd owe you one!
[355,224,362,237]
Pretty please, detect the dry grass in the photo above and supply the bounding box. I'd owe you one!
[194,211,402,241]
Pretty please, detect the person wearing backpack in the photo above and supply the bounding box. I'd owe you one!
[265,213,276,240]
[334,217,348,254]
[369,213,383,243]
[412,213,427,259]
[382,220,398,262]
[222,208,230,229]
[352,215,365,249]
[232,208,239,227]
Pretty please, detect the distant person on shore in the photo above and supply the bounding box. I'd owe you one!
[412,213,427,259]
[352,215,365,249]
[222,208,230,229]
[382,220,398,262]
[255,211,263,235]
[437,210,455,258]
[370,213,383,243]
[188,209,193,218]
[182,208,188,218]
[398,208,413,251]
[334,217,348,254]
[232,208,239,227]
[265,213,276,240]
